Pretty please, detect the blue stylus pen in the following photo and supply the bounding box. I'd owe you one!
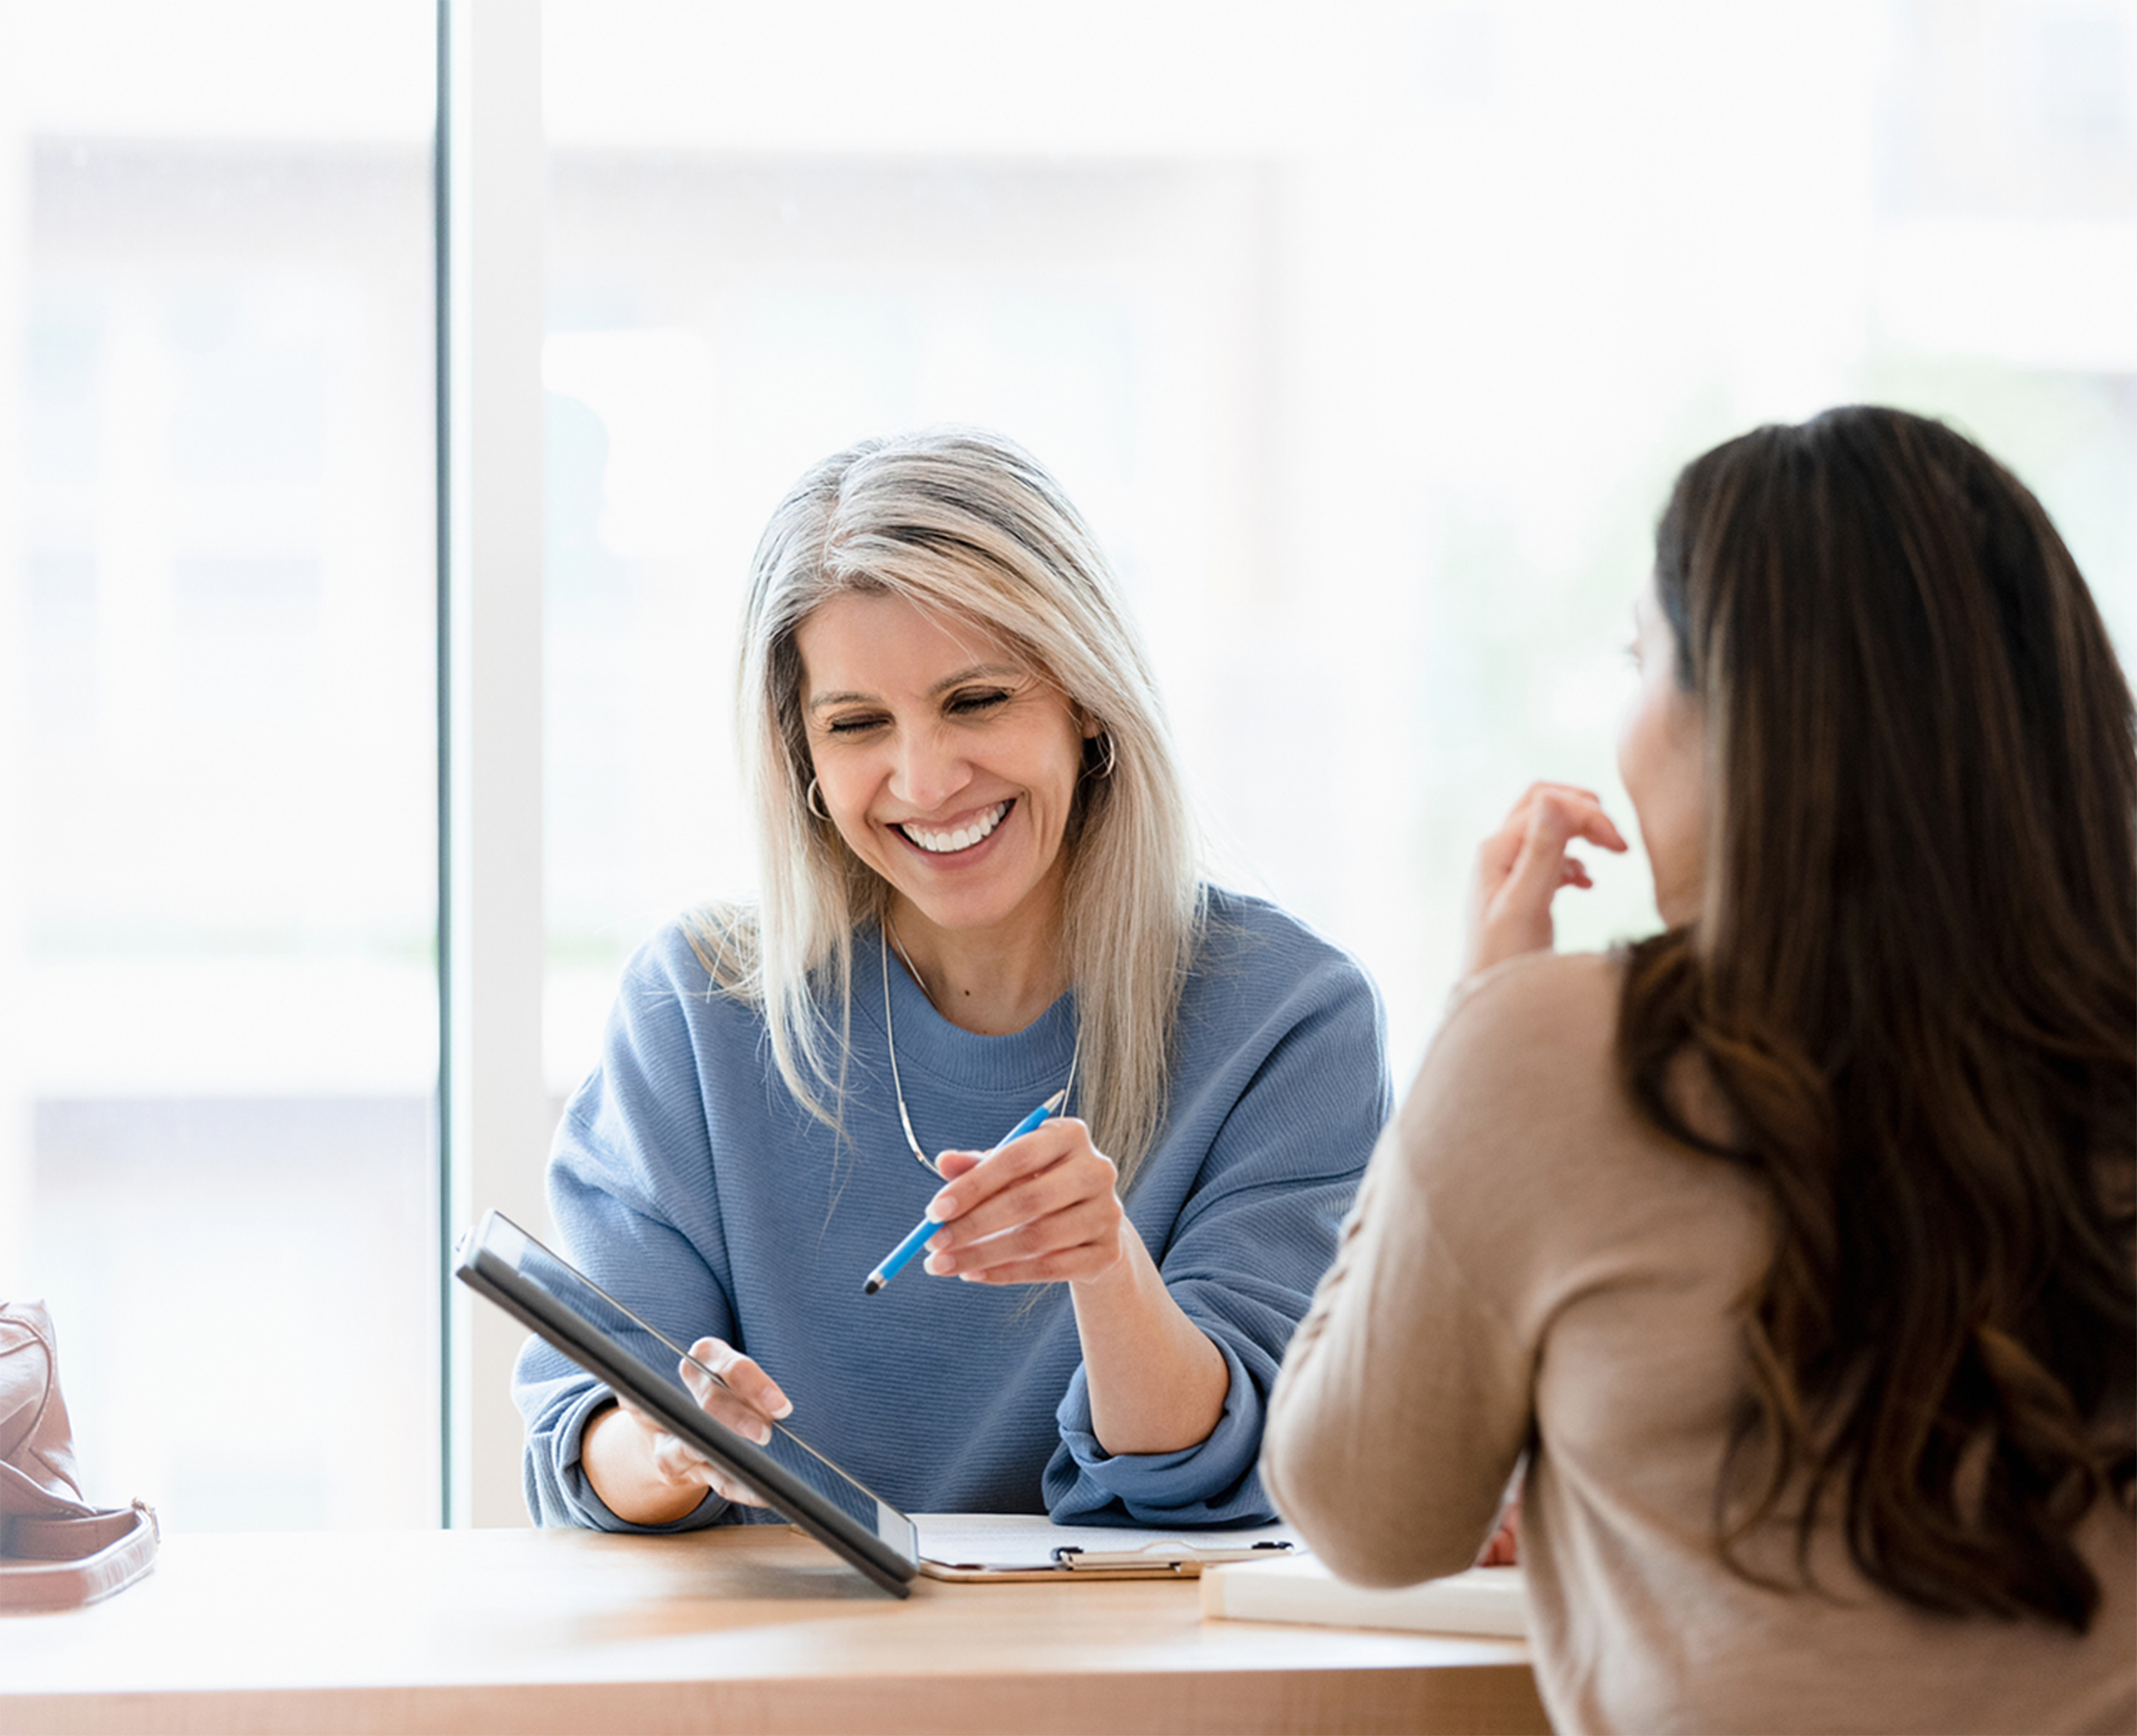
[862,1089,1067,1295]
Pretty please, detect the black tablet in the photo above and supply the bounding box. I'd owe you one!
[453,1209,918,1597]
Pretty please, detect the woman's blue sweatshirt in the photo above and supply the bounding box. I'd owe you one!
[514,887,1389,1530]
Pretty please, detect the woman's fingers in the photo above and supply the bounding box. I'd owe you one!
[605,1333,790,1511]
[678,1338,792,1443]
[1491,781,1628,855]
[1466,795,1574,968]
[612,1395,767,1507]
[922,1119,1125,1285]
[927,1121,1107,1227]
[675,1360,775,1447]
[1476,1494,1521,1566]
[937,1197,1124,1285]
[932,1140,1114,1245]
[948,1239,1120,1286]
[641,1422,761,1506]
[928,1191,1122,1280]
[1493,780,1627,847]
[1463,782,1627,979]
[1501,790,1584,910]
[688,1336,794,1419]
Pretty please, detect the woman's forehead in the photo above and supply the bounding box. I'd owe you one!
[796,591,1021,696]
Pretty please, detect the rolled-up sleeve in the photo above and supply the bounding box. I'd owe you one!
[1043,948,1391,1524]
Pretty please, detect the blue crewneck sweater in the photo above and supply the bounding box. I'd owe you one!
[515,887,1390,1530]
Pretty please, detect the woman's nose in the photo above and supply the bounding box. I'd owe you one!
[890,731,971,812]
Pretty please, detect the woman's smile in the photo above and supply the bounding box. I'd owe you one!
[893,798,1013,857]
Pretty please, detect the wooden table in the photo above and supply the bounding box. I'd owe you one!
[1,1526,1548,1734]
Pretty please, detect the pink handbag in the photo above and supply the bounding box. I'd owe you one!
[1,1300,158,1612]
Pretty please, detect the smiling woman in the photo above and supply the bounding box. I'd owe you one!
[796,594,1092,1035]
[513,427,1391,1533]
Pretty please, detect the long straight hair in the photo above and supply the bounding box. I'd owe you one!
[697,427,1204,1184]
[1618,407,2136,1630]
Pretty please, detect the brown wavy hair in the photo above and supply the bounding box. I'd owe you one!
[1618,406,2135,1631]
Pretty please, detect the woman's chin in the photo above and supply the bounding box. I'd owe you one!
[888,862,1061,945]
[896,890,1028,939]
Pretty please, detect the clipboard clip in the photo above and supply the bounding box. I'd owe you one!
[1051,1538,1297,1571]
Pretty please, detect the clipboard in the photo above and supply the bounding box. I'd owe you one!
[912,1513,1301,1581]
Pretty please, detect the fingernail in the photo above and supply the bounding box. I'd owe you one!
[773,1399,793,1419]
[925,1196,954,1223]
[926,1251,956,1275]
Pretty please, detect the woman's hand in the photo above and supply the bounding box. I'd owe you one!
[923,1118,1127,1285]
[581,1336,792,1522]
[1476,1494,1520,1566]
[928,1117,1228,1454]
[1463,782,1628,979]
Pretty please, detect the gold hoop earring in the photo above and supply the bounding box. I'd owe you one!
[1092,733,1117,780]
[806,777,830,821]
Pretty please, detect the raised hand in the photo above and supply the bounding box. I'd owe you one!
[1463,782,1628,979]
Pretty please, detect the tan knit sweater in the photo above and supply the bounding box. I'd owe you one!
[1263,950,2135,1735]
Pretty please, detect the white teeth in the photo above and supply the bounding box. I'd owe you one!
[901,802,1008,855]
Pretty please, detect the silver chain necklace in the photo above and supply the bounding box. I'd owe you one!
[880,924,1080,1175]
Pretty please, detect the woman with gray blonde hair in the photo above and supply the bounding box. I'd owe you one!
[517,428,1388,1530]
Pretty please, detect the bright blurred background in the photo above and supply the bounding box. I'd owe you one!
[4,0,2133,1530]
[2,3,440,1529]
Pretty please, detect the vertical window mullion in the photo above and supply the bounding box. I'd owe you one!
[440,0,549,1531]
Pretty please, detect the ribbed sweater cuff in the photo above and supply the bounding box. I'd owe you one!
[1053,1336,1268,1522]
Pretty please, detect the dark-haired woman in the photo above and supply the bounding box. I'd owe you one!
[1263,406,2135,1733]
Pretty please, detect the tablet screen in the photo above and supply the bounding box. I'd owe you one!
[460,1211,916,1590]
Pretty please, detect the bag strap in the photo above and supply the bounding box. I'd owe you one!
[0,1501,159,1613]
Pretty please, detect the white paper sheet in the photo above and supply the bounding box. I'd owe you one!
[1201,1556,1529,1637]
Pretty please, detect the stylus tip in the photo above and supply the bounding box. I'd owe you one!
[863,1275,883,1295]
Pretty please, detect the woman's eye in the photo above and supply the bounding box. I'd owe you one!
[947,689,1011,717]
[825,714,887,736]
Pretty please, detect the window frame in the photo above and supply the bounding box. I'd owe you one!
[438,0,554,1530]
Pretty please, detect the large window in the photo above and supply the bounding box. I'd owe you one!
[6,1,2133,1531]
[5,3,439,1530]
[539,0,2137,1090]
